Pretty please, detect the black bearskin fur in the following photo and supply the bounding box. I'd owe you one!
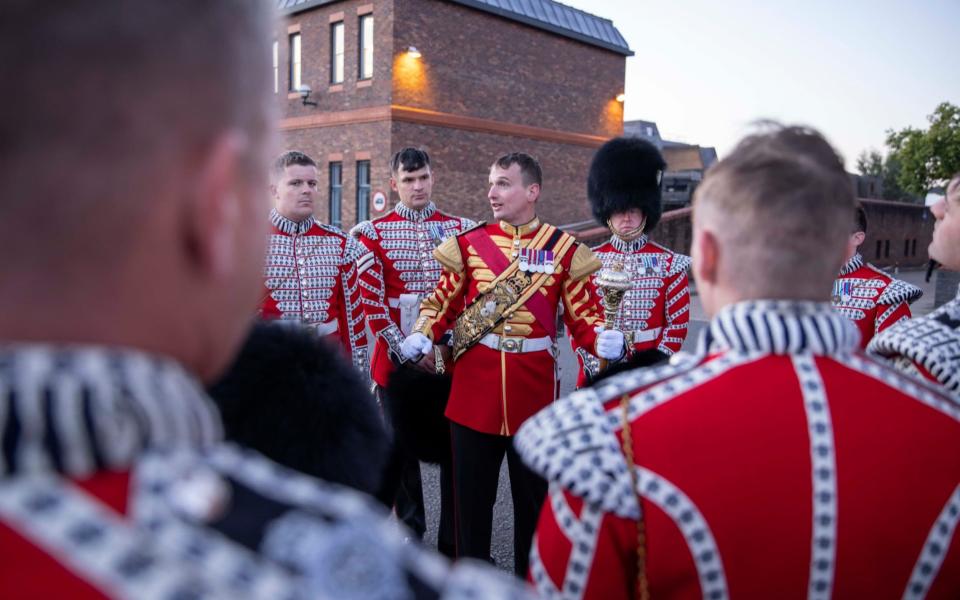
[588,136,667,231]
[383,363,452,465]
[586,349,670,386]
[208,322,389,496]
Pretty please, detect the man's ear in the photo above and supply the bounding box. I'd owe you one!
[692,227,719,287]
[389,176,398,193]
[183,132,248,279]
[852,231,866,247]
[527,182,540,202]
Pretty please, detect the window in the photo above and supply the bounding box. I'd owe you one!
[356,160,371,221]
[904,239,910,257]
[289,33,302,91]
[329,162,343,229]
[875,240,882,259]
[272,40,279,93]
[330,22,344,84]
[884,240,890,258]
[359,14,374,80]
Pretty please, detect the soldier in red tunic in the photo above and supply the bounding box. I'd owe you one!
[351,147,474,552]
[833,203,922,348]
[516,127,960,599]
[871,173,960,397]
[260,151,369,375]
[0,3,531,597]
[577,137,691,385]
[401,153,626,576]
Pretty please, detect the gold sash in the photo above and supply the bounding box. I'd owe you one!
[451,225,575,360]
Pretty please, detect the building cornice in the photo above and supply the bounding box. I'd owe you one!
[280,104,614,148]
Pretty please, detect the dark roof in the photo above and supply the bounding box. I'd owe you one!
[450,0,631,55]
[277,0,632,56]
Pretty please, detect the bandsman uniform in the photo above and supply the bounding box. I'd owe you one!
[352,201,475,386]
[0,345,533,599]
[352,200,474,553]
[832,252,922,348]
[413,216,607,575]
[578,135,690,386]
[517,301,960,599]
[260,208,369,374]
[869,287,960,398]
[578,235,691,385]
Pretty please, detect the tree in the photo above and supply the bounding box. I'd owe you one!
[885,102,960,196]
[855,149,912,202]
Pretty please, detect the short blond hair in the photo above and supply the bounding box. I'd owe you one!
[693,125,855,298]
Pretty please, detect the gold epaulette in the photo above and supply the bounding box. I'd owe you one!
[569,242,602,280]
[433,220,486,273]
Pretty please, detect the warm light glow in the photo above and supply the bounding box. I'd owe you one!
[407,46,422,59]
[615,93,626,103]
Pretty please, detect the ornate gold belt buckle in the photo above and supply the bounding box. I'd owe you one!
[502,338,520,352]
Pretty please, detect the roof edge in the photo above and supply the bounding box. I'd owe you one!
[450,0,633,56]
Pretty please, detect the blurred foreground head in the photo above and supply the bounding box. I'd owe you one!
[929,174,960,271]
[691,124,855,317]
[0,0,277,382]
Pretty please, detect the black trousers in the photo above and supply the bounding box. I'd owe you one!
[450,421,547,577]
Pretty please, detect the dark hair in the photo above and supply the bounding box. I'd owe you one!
[208,322,389,495]
[854,203,868,234]
[273,150,317,177]
[494,152,542,187]
[391,147,430,174]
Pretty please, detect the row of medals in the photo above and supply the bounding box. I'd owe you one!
[515,247,555,274]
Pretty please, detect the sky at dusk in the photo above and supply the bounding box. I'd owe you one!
[562,0,960,169]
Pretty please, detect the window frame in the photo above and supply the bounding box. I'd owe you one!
[356,160,371,222]
[330,21,345,85]
[289,33,302,91]
[358,14,374,80]
[329,162,343,229]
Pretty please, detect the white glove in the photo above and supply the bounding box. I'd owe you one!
[400,332,433,361]
[595,329,626,360]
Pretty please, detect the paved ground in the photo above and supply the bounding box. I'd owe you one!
[418,265,938,573]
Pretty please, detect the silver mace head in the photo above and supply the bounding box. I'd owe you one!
[596,262,632,293]
[596,263,631,329]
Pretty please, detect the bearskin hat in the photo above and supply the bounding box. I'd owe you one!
[384,363,452,465]
[208,322,390,496]
[588,136,666,232]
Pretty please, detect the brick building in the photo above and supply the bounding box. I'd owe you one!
[575,199,934,272]
[276,0,631,228]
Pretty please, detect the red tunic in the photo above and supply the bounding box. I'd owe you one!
[576,234,691,386]
[415,218,605,436]
[351,202,475,388]
[832,253,921,349]
[260,209,369,373]
[517,301,960,599]
[0,345,530,599]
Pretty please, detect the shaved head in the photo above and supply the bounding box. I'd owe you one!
[0,0,274,268]
[692,125,855,311]
[0,0,278,381]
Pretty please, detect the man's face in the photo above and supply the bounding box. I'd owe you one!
[930,177,960,270]
[391,165,433,209]
[609,209,646,237]
[488,163,537,224]
[272,164,318,222]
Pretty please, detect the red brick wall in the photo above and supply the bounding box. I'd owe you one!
[278,0,394,121]
[393,0,625,137]
[392,121,599,227]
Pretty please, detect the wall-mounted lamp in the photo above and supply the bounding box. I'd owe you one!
[298,85,318,107]
[615,93,626,103]
[406,46,422,59]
